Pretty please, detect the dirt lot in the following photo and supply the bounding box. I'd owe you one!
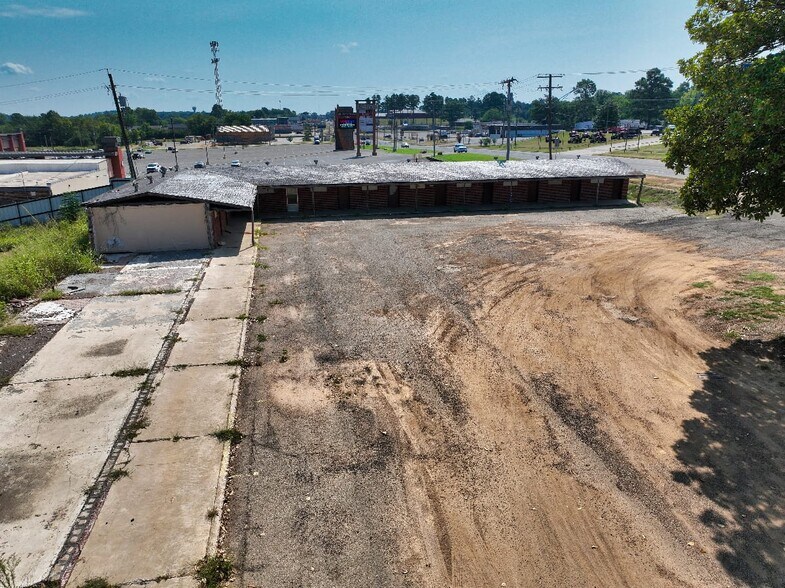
[223,206,785,587]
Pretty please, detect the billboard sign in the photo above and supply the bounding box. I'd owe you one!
[338,116,356,129]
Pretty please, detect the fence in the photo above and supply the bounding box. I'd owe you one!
[0,180,129,226]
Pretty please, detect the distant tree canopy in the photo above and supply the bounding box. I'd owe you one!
[665,0,785,219]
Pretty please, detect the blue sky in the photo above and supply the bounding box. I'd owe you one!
[0,0,699,116]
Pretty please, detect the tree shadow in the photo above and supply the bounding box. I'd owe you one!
[671,336,785,585]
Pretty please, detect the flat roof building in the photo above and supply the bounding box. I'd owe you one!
[0,158,111,203]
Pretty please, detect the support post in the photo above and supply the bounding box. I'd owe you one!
[251,207,255,246]
[107,71,137,179]
[636,177,645,206]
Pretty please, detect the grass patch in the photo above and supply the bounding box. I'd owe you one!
[629,181,682,208]
[39,288,63,301]
[279,348,289,363]
[113,288,181,296]
[225,358,250,367]
[211,428,244,444]
[708,285,785,321]
[0,323,36,337]
[268,299,283,306]
[692,281,713,289]
[0,218,98,302]
[206,507,219,519]
[194,554,232,588]
[257,333,267,342]
[742,271,776,282]
[111,366,148,378]
[601,142,668,161]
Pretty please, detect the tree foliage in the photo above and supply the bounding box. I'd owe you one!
[664,0,785,219]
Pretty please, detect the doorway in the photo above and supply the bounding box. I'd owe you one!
[388,185,400,207]
[482,182,494,204]
[338,186,350,208]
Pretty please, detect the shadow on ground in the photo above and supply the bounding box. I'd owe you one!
[672,336,785,585]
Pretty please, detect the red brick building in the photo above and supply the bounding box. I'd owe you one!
[0,131,26,152]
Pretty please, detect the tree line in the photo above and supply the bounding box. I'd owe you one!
[375,68,697,129]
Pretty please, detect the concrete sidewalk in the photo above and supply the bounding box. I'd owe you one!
[0,216,255,587]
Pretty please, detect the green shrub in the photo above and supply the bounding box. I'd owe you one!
[58,193,83,222]
[0,219,97,301]
[194,554,232,588]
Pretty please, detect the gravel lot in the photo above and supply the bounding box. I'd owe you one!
[222,205,785,587]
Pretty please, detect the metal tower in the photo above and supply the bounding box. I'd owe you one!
[210,41,222,107]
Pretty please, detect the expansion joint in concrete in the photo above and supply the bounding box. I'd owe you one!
[47,262,209,587]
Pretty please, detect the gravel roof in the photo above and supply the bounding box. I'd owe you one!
[217,125,270,133]
[222,158,644,187]
[85,171,256,209]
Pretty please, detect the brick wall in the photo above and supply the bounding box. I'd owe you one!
[537,180,572,204]
[257,188,287,214]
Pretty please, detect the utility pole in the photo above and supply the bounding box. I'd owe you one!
[107,71,137,179]
[355,99,361,157]
[170,119,179,171]
[537,73,563,160]
[501,77,517,161]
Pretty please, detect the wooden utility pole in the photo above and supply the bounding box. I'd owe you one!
[107,71,137,179]
[501,77,517,161]
[537,73,563,161]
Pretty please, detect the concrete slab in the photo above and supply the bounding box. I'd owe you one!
[168,319,244,366]
[68,437,225,585]
[105,267,199,296]
[136,365,236,441]
[13,293,185,383]
[187,288,248,321]
[126,577,200,588]
[12,325,169,383]
[58,269,122,298]
[198,263,254,291]
[0,377,140,586]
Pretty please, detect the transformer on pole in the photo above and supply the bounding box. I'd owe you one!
[210,41,222,108]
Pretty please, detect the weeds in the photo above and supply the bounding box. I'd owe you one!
[279,349,289,363]
[0,324,36,337]
[0,553,19,588]
[39,289,63,301]
[257,333,267,342]
[691,281,713,289]
[206,507,219,519]
[113,288,181,296]
[225,358,250,367]
[107,469,129,482]
[110,367,148,378]
[76,578,119,588]
[172,434,183,442]
[268,299,283,306]
[253,315,267,323]
[211,428,244,444]
[0,218,98,302]
[125,417,150,441]
[235,314,248,320]
[194,554,232,588]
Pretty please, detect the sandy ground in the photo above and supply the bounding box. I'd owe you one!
[223,207,785,587]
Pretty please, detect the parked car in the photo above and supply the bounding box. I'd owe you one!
[194,161,205,169]
[144,150,152,154]
[401,142,410,148]
[146,163,161,173]
[230,160,241,167]
[313,138,320,145]
[363,139,371,146]
[453,143,468,153]
[650,125,664,136]
[132,152,145,159]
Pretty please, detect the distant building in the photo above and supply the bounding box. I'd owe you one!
[574,121,595,131]
[0,131,26,152]
[215,125,273,145]
[486,123,561,138]
[0,158,111,203]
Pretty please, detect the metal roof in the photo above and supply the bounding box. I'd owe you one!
[224,158,644,187]
[85,171,256,209]
[216,125,270,134]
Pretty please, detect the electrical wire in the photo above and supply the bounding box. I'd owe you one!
[0,68,105,89]
[0,86,105,106]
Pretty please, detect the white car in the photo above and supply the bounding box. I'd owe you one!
[454,143,468,153]
[146,163,161,174]
[401,142,410,148]
[230,160,241,167]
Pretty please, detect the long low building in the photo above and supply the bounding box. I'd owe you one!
[224,158,644,216]
[215,125,274,145]
[0,158,111,203]
[85,159,643,252]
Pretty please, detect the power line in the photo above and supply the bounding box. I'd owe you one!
[0,68,104,89]
[537,74,564,161]
[0,86,104,106]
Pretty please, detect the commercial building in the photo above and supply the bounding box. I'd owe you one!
[0,131,26,152]
[215,125,273,145]
[0,158,111,203]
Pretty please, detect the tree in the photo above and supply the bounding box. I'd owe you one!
[594,101,620,129]
[626,67,674,122]
[422,92,444,121]
[481,108,504,122]
[443,98,466,127]
[664,0,785,219]
[573,78,597,101]
[482,92,506,113]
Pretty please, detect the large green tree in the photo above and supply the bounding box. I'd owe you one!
[665,0,785,219]
[626,68,674,122]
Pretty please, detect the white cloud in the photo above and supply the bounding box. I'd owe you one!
[337,41,358,54]
[0,62,34,75]
[0,4,88,18]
